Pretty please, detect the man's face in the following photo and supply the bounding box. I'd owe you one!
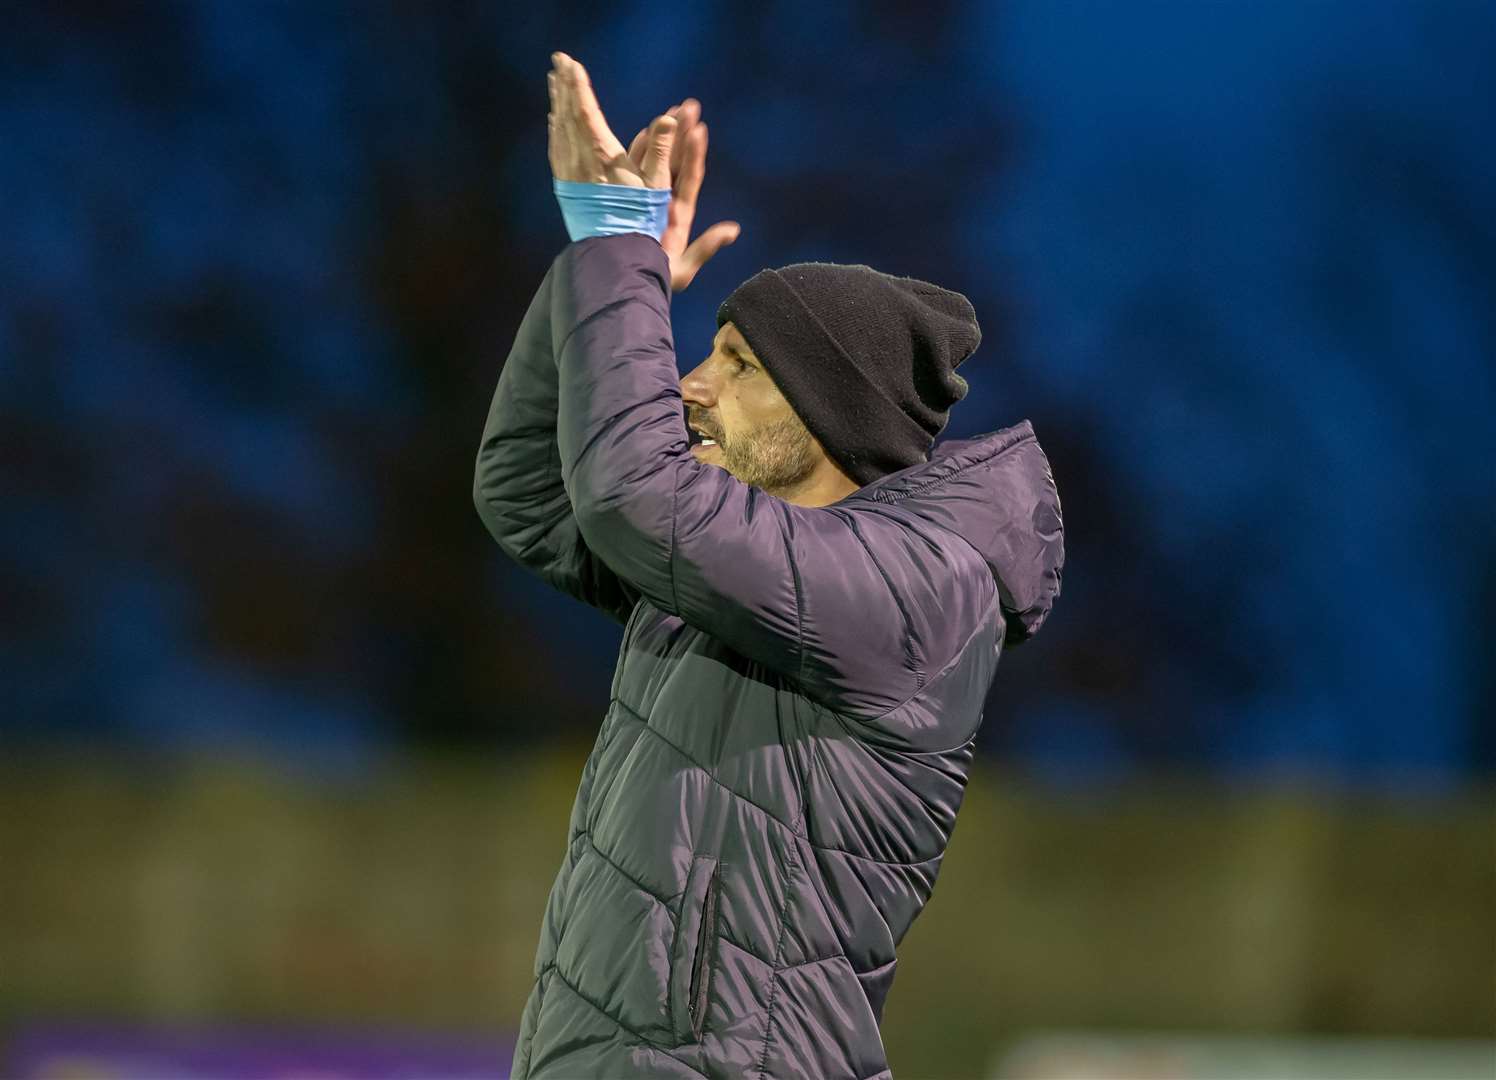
[680,321,822,495]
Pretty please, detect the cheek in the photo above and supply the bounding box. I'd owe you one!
[731,386,777,429]
[721,398,745,438]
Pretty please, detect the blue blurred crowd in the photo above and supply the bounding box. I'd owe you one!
[3,3,1492,790]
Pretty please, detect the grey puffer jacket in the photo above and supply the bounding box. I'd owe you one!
[474,234,1064,1080]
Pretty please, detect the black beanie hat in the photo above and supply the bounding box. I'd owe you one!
[715,261,982,487]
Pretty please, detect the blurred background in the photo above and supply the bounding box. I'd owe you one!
[3,2,1493,1078]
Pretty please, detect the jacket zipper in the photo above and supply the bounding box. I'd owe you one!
[688,867,718,1038]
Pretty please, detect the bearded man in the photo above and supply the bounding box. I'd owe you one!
[473,52,1065,1080]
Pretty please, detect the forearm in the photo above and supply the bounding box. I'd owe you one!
[473,175,675,592]
[553,233,683,603]
[477,176,665,542]
[473,251,645,625]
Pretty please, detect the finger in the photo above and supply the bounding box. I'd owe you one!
[674,120,709,210]
[644,113,677,189]
[694,220,742,259]
[556,56,586,157]
[633,102,694,178]
[670,99,701,176]
[673,221,742,290]
[680,221,739,264]
[552,53,591,168]
[627,125,649,170]
[550,57,578,172]
[567,56,624,157]
[547,71,567,177]
[550,55,569,124]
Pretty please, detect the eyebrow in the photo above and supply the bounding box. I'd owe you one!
[717,338,754,362]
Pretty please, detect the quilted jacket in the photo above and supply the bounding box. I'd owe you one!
[473,233,1064,1079]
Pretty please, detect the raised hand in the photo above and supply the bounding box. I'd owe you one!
[548,52,740,292]
[548,52,673,189]
[627,98,742,293]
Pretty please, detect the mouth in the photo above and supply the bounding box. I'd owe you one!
[687,422,719,449]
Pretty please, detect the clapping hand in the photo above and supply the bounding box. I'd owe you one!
[548,52,740,292]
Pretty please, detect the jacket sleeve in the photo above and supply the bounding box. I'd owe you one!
[552,234,991,725]
[472,251,641,627]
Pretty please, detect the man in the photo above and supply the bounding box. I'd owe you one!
[472,53,1065,1079]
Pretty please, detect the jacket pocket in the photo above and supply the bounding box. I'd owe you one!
[670,854,721,1043]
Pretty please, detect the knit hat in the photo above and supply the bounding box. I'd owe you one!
[715,262,982,487]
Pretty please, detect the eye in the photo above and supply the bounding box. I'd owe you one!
[733,356,753,374]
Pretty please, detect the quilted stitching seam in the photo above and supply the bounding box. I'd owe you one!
[838,510,923,689]
[715,917,848,976]
[610,696,946,870]
[785,508,806,691]
[513,962,556,1079]
[842,589,1000,744]
[575,830,684,917]
[669,456,682,615]
[554,292,634,358]
[861,425,1036,505]
[546,963,711,1080]
[754,831,799,1080]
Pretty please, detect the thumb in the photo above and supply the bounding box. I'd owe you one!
[695,220,742,258]
[674,221,742,290]
[644,113,676,189]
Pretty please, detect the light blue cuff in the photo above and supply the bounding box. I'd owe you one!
[553,178,671,243]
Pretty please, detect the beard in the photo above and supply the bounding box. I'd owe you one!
[718,413,819,495]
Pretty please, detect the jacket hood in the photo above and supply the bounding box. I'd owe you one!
[839,419,1065,646]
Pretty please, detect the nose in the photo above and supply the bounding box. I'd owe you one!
[680,357,717,409]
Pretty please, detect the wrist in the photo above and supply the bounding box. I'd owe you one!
[553,178,670,243]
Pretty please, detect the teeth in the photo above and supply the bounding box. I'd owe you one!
[700,439,716,446]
